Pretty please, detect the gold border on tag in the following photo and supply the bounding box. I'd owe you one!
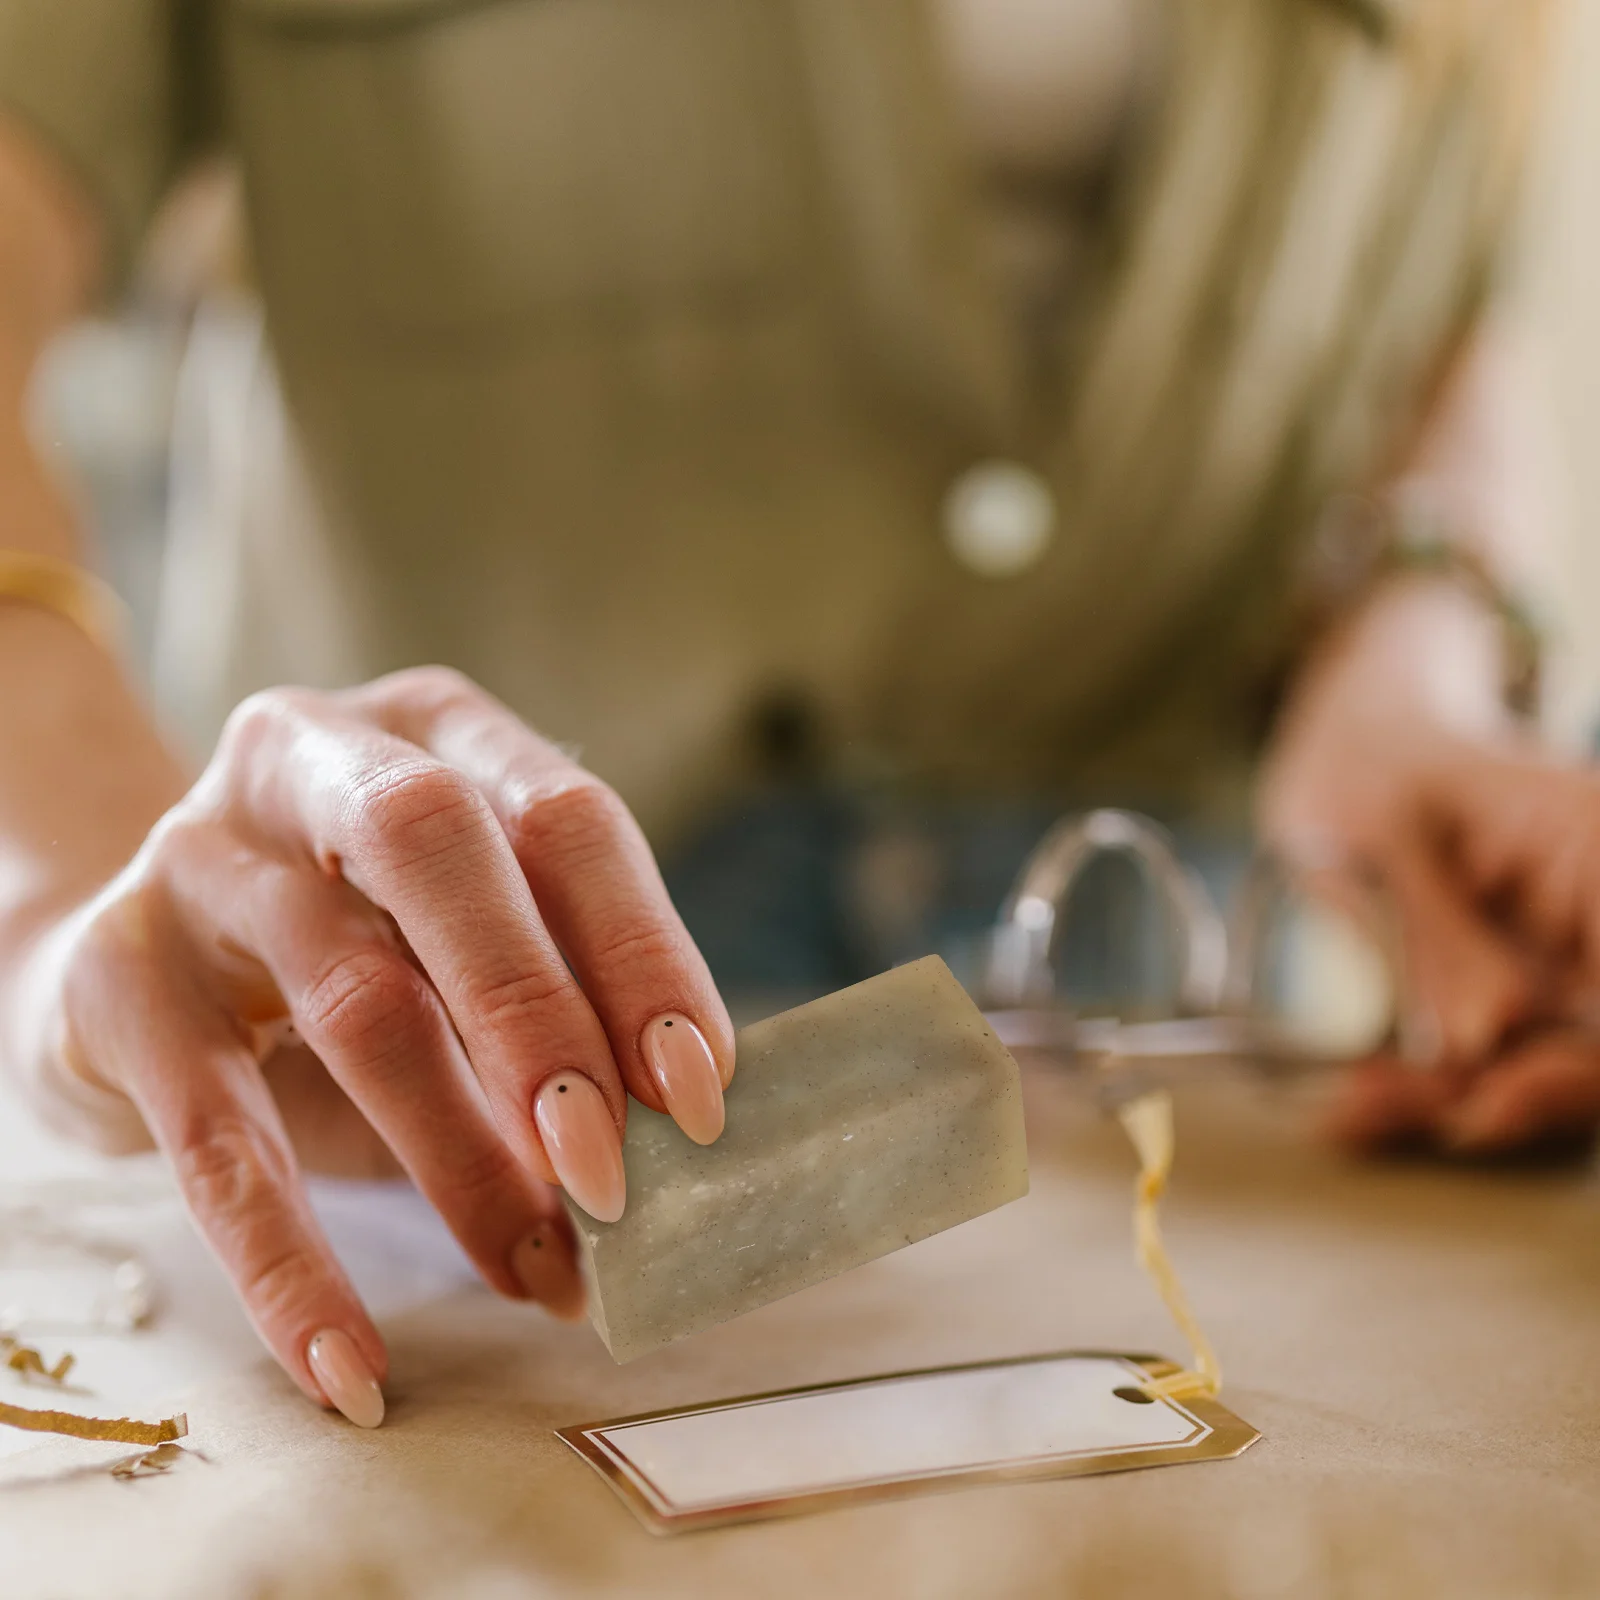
[557,1351,1261,1535]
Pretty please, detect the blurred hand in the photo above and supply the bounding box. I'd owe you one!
[1261,581,1600,1158]
[3,667,734,1423]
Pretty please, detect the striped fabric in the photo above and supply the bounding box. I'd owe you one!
[0,0,1553,831]
[837,0,1553,796]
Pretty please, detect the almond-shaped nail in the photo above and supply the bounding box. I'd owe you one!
[534,1071,626,1222]
[642,1013,725,1144]
[511,1220,587,1322]
[307,1328,384,1429]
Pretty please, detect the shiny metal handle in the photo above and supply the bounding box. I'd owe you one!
[985,809,1228,1013]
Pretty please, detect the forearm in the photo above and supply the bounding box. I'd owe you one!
[1300,574,1509,747]
[1261,322,1544,863]
[1294,321,1545,744]
[1388,320,1557,605]
[0,120,93,566]
[0,121,186,969]
[0,613,186,957]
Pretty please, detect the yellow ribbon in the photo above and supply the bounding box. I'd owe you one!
[0,1399,187,1447]
[1117,1090,1222,1402]
[3,1336,75,1385]
[0,1334,187,1446]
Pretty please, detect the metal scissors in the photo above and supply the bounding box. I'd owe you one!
[979,809,1397,1092]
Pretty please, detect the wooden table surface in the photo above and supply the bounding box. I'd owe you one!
[5,1066,1600,1599]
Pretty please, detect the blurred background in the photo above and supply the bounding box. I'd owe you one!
[6,3,1593,1036]
[24,2,1600,749]
[1519,0,1600,752]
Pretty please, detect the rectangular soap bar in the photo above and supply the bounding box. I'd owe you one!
[566,955,1029,1363]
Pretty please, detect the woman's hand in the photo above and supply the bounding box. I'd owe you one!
[1314,747,1600,1155]
[0,128,734,1426]
[1260,578,1600,1157]
[3,666,735,1425]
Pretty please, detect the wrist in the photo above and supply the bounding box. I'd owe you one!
[1367,572,1509,724]
[1294,484,1543,730]
[1261,574,1509,865]
[1304,571,1510,744]
[0,612,183,970]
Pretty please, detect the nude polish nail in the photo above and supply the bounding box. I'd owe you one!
[511,1219,587,1322]
[642,1013,725,1145]
[534,1072,627,1223]
[307,1328,385,1430]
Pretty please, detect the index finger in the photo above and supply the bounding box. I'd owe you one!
[68,904,386,1424]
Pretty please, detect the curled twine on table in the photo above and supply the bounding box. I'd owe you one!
[0,1399,187,1447]
[0,1181,188,1453]
[1117,1090,1222,1403]
[0,1333,186,1447]
[2,1335,74,1385]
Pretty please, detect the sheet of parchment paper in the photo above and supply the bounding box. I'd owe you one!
[4,1075,1600,1600]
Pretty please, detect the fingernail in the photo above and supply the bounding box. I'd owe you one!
[642,1013,725,1144]
[307,1328,385,1429]
[510,1219,587,1322]
[534,1072,626,1223]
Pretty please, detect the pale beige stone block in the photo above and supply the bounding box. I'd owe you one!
[568,956,1029,1363]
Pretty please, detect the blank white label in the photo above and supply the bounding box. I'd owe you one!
[583,1355,1209,1514]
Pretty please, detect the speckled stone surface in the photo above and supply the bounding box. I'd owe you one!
[566,955,1029,1363]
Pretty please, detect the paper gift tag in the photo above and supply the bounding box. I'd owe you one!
[557,1350,1260,1534]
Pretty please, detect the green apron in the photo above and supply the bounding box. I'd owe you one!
[0,0,1548,841]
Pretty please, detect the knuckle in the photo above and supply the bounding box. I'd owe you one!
[349,762,490,859]
[378,663,479,713]
[217,686,314,764]
[588,916,685,974]
[173,1114,293,1233]
[234,1239,320,1320]
[509,775,629,867]
[139,802,222,879]
[474,966,573,1031]
[174,1120,332,1330]
[446,1142,519,1213]
[300,947,424,1058]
